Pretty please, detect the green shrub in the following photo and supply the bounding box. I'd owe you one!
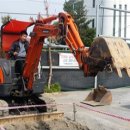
[44,83,61,93]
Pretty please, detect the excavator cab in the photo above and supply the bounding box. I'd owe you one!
[0,20,33,94]
[1,20,33,84]
[1,19,33,57]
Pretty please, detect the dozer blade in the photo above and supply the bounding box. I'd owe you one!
[81,85,112,106]
[87,36,130,77]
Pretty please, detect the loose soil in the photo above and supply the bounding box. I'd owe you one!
[3,119,89,130]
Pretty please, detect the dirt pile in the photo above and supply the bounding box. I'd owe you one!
[3,119,89,130]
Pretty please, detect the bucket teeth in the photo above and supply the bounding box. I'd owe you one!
[116,68,122,78]
[125,68,130,77]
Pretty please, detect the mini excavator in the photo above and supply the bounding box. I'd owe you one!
[0,12,130,115]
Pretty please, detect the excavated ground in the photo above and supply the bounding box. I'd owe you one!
[1,87,130,130]
[3,119,89,130]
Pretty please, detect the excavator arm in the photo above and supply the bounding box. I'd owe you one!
[58,13,113,77]
[22,12,130,95]
[58,13,130,78]
[58,13,89,75]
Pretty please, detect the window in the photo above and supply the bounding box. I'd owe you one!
[93,0,95,8]
[92,19,95,28]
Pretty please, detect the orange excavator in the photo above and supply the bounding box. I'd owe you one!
[0,12,130,115]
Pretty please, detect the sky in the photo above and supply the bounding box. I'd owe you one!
[0,0,65,26]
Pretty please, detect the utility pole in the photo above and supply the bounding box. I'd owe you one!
[44,0,49,17]
[94,0,101,89]
[44,0,52,89]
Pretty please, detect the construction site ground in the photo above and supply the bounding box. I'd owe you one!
[44,87,130,130]
[1,87,130,130]
[4,119,89,130]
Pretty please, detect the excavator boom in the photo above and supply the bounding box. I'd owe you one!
[22,16,59,90]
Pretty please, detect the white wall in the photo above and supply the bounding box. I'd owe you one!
[84,0,96,28]
[101,0,130,38]
[83,0,130,41]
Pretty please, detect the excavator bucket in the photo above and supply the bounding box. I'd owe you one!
[88,36,130,77]
[82,36,130,106]
[82,85,112,106]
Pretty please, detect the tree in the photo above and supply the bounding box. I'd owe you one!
[0,15,11,58]
[64,0,95,46]
[1,15,11,24]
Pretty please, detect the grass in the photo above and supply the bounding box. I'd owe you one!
[44,83,61,93]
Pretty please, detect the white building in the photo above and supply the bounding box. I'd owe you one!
[82,0,130,41]
[83,0,96,28]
